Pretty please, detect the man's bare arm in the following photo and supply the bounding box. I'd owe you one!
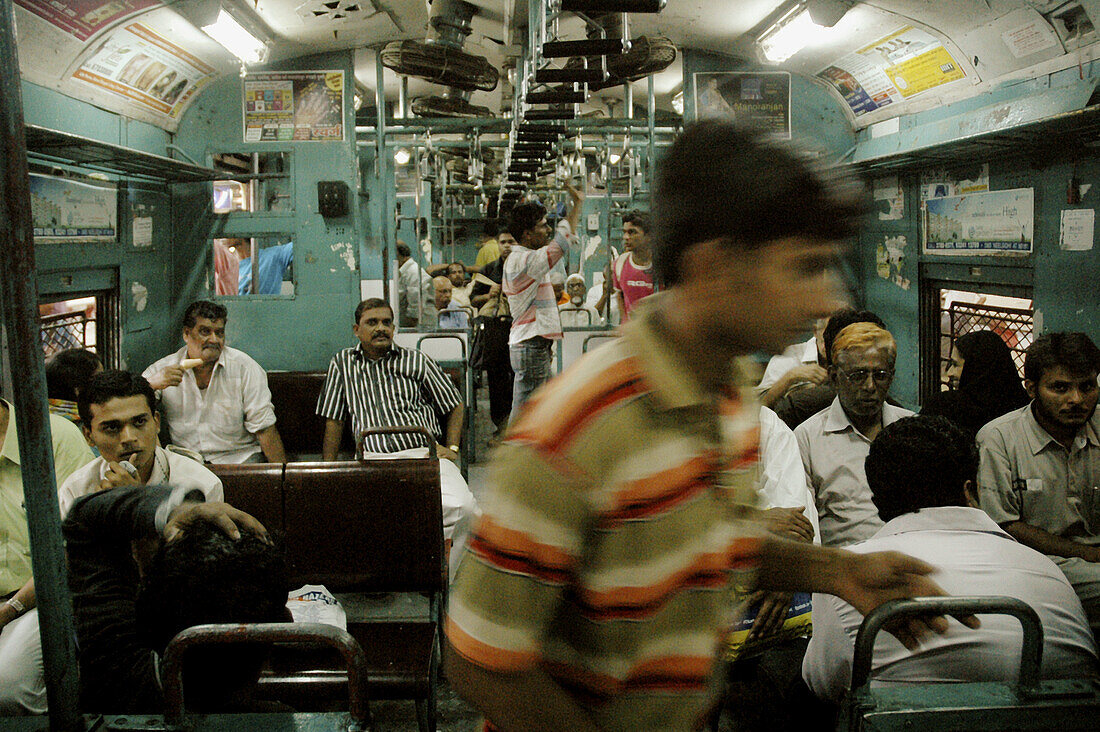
[255,424,286,463]
[444,645,601,732]
[564,182,585,235]
[1002,520,1100,562]
[759,364,829,409]
[436,403,465,461]
[322,419,344,461]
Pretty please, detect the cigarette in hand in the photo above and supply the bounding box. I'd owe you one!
[179,358,204,370]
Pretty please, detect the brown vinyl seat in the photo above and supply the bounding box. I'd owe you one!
[267,371,355,459]
[209,462,285,535]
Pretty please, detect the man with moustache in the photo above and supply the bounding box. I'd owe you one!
[978,332,1100,633]
[144,301,285,464]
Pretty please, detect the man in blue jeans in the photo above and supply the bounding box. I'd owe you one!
[502,183,584,417]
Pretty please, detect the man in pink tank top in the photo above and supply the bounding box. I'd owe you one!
[612,210,655,319]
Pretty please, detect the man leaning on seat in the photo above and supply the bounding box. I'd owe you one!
[315,298,479,577]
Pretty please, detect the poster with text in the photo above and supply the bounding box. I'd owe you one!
[15,0,160,41]
[693,71,791,138]
[818,26,966,118]
[72,22,216,119]
[30,174,117,243]
[243,71,345,142]
[923,188,1034,255]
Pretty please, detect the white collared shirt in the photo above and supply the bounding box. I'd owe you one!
[143,346,277,464]
[978,404,1100,544]
[57,445,224,518]
[756,336,819,394]
[759,406,820,542]
[504,219,574,345]
[794,397,913,547]
[397,258,434,323]
[803,506,1098,701]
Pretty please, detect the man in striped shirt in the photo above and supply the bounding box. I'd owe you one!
[445,122,978,731]
[503,183,584,417]
[315,298,479,575]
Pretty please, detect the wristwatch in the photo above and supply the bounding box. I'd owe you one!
[448,444,460,453]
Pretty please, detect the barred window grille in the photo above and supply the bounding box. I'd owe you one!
[40,310,93,357]
[941,301,1034,381]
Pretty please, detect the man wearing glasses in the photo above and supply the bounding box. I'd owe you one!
[795,322,913,547]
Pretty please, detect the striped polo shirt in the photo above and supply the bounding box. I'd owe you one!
[446,295,764,730]
[503,219,574,346]
[315,344,462,453]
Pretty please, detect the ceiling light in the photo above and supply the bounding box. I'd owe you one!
[757,6,821,63]
[202,8,268,66]
[394,148,411,165]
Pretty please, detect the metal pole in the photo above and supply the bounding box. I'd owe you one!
[375,49,392,314]
[647,74,655,195]
[0,1,83,728]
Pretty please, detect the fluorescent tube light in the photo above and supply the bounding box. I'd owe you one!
[758,7,820,63]
[202,8,267,66]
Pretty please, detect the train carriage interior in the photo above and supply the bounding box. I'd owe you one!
[4,0,1100,729]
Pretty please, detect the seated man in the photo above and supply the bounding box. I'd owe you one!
[59,370,223,516]
[757,317,828,408]
[64,486,290,712]
[558,274,601,328]
[433,276,469,330]
[0,392,93,715]
[978,332,1100,633]
[804,415,1098,702]
[316,298,479,576]
[795,322,913,547]
[45,347,102,426]
[144,301,286,464]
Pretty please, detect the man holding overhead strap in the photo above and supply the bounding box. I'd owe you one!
[143,301,286,464]
[316,298,479,577]
[445,121,977,732]
[502,183,584,415]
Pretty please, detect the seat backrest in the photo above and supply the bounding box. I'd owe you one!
[210,463,285,536]
[282,460,444,594]
[267,371,354,457]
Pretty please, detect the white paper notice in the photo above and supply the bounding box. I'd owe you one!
[1002,20,1059,59]
[132,216,153,247]
[1060,209,1095,251]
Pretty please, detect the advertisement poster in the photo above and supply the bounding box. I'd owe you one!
[15,0,160,41]
[30,174,117,243]
[72,23,216,119]
[243,71,345,142]
[923,188,1034,255]
[818,26,966,118]
[693,71,791,138]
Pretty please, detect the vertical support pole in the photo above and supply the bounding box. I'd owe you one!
[398,76,408,119]
[647,74,655,195]
[375,49,392,311]
[0,1,83,729]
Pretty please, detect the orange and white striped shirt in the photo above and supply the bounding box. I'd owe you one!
[446,295,764,730]
[503,219,574,346]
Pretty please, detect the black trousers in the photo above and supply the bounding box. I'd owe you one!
[485,361,514,429]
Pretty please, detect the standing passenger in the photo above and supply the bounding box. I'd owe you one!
[469,229,515,435]
[611,209,655,320]
[502,184,584,415]
[395,240,435,329]
[444,121,975,731]
[144,301,286,464]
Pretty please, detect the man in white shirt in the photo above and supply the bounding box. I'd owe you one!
[757,318,828,409]
[804,415,1098,702]
[143,301,285,464]
[559,274,601,328]
[59,370,223,517]
[795,322,913,547]
[395,240,435,328]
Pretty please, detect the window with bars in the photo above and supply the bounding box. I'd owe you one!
[937,290,1034,388]
[38,291,118,367]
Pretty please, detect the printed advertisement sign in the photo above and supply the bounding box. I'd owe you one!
[243,71,345,142]
[818,26,966,118]
[923,188,1034,256]
[30,174,117,243]
[15,0,160,41]
[72,22,216,119]
[693,71,791,138]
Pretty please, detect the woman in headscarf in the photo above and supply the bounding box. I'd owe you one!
[922,329,1029,439]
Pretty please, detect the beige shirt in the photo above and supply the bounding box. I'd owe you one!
[978,404,1100,545]
[795,397,913,547]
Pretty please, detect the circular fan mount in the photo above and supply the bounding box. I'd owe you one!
[412,95,494,118]
[381,40,498,93]
[566,36,677,91]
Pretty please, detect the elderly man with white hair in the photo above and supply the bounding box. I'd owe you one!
[559,274,602,328]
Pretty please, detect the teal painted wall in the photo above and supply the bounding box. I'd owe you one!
[22,80,176,373]
[172,51,362,372]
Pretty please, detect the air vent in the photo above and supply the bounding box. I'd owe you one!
[296,0,376,23]
[1048,2,1097,50]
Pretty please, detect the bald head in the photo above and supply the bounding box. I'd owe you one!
[433,276,453,311]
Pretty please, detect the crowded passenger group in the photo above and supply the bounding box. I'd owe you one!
[2,120,1099,731]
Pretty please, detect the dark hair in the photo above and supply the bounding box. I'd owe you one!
[78,370,156,427]
[622,210,650,233]
[45,348,101,402]
[1023,332,1100,384]
[395,241,411,258]
[866,415,976,522]
[822,309,885,366]
[651,121,864,286]
[183,301,227,329]
[354,297,392,323]
[507,201,547,243]
[136,519,290,710]
[447,262,466,274]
